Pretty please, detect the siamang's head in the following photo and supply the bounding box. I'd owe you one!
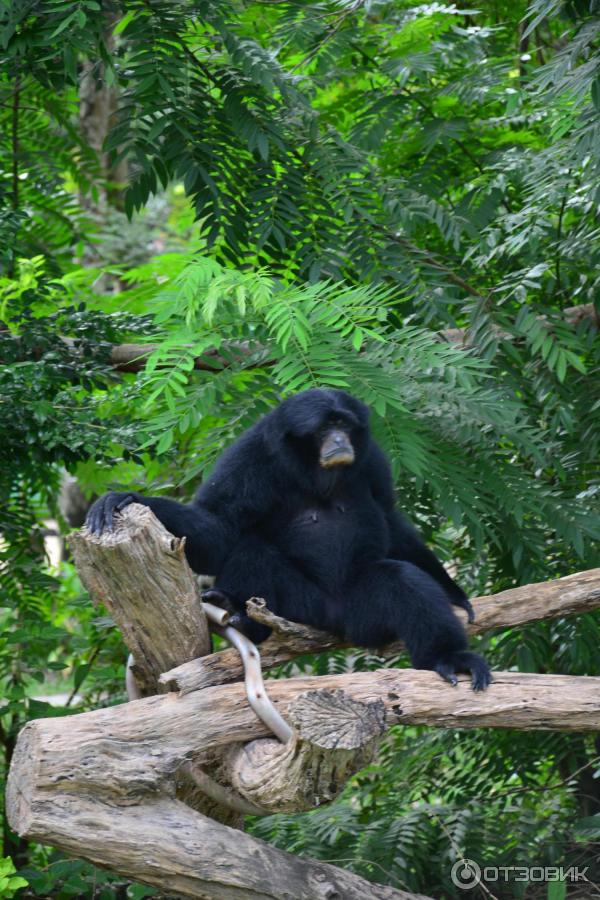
[269,389,370,477]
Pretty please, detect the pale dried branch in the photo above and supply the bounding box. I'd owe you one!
[161,568,600,693]
[13,507,595,900]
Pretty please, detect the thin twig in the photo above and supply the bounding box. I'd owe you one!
[11,78,20,213]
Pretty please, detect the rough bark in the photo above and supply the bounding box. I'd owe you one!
[7,697,426,899]
[161,568,600,693]
[71,504,210,696]
[7,787,420,900]
[9,674,600,896]
[69,506,244,826]
[467,567,600,635]
[7,665,600,891]
[10,505,600,900]
[225,689,386,813]
[79,18,128,213]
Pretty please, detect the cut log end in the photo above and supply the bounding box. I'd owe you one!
[289,688,386,750]
[70,504,211,693]
[226,689,386,813]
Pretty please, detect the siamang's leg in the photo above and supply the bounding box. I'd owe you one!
[344,560,491,691]
[212,534,337,644]
[85,492,230,574]
[388,512,475,622]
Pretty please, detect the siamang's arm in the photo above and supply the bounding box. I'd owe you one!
[85,428,280,575]
[86,492,232,574]
[365,442,475,622]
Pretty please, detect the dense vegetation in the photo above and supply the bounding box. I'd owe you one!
[1,0,599,896]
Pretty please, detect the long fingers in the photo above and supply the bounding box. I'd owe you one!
[85,492,135,535]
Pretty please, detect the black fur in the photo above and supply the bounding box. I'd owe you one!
[87,388,491,690]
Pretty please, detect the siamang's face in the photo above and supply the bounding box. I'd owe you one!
[276,389,369,471]
[316,415,356,468]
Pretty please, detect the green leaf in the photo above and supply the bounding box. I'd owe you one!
[547,882,567,900]
[49,10,79,38]
[113,9,137,35]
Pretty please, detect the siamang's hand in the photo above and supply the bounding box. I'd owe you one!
[85,492,141,535]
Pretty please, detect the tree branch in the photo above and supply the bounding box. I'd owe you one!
[161,568,600,693]
[8,507,600,899]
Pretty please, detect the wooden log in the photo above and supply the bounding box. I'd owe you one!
[8,788,422,900]
[225,689,386,813]
[159,598,343,693]
[70,504,240,825]
[8,668,600,895]
[9,659,600,896]
[8,671,600,802]
[468,567,600,635]
[71,504,210,695]
[161,568,600,693]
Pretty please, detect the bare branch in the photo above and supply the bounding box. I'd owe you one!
[8,505,600,899]
[161,568,600,693]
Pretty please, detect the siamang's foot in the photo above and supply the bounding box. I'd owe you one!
[86,492,141,535]
[201,588,237,616]
[452,594,475,624]
[434,650,491,692]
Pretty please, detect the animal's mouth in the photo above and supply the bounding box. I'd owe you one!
[319,428,355,468]
[319,448,355,468]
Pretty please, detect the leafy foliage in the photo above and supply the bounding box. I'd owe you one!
[0,0,599,896]
[115,253,597,591]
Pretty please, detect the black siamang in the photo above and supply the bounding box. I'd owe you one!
[87,388,491,690]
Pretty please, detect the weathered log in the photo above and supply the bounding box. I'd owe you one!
[71,504,211,695]
[7,792,421,900]
[6,688,426,899]
[225,689,386,813]
[70,504,241,826]
[468,567,600,635]
[7,664,600,899]
[13,505,599,899]
[161,568,600,693]
[8,672,600,804]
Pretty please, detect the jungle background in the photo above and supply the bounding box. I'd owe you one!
[1,0,600,896]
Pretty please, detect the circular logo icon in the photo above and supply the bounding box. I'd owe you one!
[450,858,482,890]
